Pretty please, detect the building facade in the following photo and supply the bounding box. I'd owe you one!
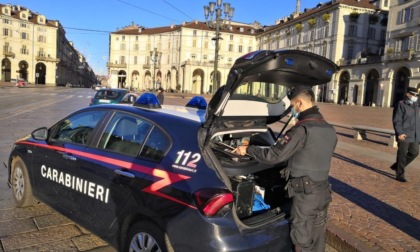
[107,21,260,93]
[0,3,95,86]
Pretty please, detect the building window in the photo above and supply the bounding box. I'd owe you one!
[401,37,410,52]
[229,44,233,52]
[20,23,27,28]
[230,35,234,40]
[193,39,197,47]
[21,32,28,40]
[38,35,46,43]
[122,36,125,41]
[238,45,243,52]
[310,30,315,41]
[228,57,233,62]
[193,30,197,37]
[3,28,9,36]
[384,0,388,7]
[380,30,386,41]
[402,7,413,23]
[120,56,126,64]
[21,45,28,54]
[135,36,138,41]
[134,56,138,64]
[191,54,196,59]
[203,55,207,60]
[204,41,208,49]
[324,26,329,37]
[38,48,45,57]
[121,44,126,50]
[3,19,9,24]
[322,42,327,57]
[368,27,376,39]
[134,44,139,50]
[349,25,357,37]
[347,44,354,60]
[248,46,252,52]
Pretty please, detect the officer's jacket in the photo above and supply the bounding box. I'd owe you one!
[393,98,420,143]
[247,106,337,182]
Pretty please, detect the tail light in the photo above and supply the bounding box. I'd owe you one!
[193,188,233,217]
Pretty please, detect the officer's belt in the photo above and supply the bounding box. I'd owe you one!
[288,176,329,195]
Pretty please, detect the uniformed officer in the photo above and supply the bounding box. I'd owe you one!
[391,86,420,182]
[236,86,337,252]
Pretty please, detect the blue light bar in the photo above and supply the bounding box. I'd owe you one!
[186,96,207,109]
[326,69,333,76]
[133,93,162,109]
[285,58,294,65]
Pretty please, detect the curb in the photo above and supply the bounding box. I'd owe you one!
[326,223,378,252]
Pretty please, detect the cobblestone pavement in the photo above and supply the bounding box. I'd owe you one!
[316,104,420,252]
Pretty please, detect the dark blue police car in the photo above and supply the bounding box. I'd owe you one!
[7,50,338,251]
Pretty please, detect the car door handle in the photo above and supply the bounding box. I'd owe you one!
[114,169,135,178]
[63,153,77,161]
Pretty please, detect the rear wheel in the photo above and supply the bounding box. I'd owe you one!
[126,221,173,252]
[11,157,36,207]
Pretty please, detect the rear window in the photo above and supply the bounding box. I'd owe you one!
[95,90,123,100]
[233,82,288,104]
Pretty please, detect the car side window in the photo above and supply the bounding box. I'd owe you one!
[98,112,152,156]
[139,126,171,161]
[52,110,106,145]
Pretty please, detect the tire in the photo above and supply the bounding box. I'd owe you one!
[11,157,36,207]
[126,221,173,252]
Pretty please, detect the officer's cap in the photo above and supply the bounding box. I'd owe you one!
[407,87,419,96]
[287,85,312,100]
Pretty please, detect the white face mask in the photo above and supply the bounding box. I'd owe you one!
[410,96,418,103]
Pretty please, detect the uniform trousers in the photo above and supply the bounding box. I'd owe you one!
[289,183,331,252]
[396,142,419,179]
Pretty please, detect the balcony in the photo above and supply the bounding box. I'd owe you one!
[3,48,15,58]
[385,50,415,61]
[36,54,60,62]
[107,62,127,68]
[143,64,151,69]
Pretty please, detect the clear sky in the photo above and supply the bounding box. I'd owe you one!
[10,0,323,75]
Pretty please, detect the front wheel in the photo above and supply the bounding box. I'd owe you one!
[126,221,173,252]
[11,157,36,207]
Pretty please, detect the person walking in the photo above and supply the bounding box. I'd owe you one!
[391,86,420,182]
[235,86,337,252]
[157,87,165,105]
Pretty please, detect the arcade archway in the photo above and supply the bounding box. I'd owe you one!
[392,67,410,106]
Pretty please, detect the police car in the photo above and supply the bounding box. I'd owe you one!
[7,50,338,252]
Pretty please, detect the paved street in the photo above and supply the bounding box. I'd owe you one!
[0,86,419,251]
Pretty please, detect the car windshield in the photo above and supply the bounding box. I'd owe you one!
[233,81,288,104]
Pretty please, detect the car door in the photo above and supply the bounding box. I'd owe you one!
[69,111,154,234]
[32,109,107,215]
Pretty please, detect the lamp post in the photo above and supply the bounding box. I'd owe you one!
[204,0,234,94]
[150,47,162,91]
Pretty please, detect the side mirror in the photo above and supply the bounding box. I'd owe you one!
[129,95,136,103]
[31,127,48,140]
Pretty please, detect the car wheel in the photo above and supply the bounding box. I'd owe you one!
[126,221,173,252]
[11,157,36,207]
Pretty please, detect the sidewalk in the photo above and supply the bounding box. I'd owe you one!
[315,104,420,252]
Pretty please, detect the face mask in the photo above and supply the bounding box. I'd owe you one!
[291,106,300,119]
[410,96,418,103]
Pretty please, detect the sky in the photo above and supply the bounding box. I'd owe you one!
[10,0,323,75]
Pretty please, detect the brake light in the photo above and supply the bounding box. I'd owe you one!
[194,189,233,217]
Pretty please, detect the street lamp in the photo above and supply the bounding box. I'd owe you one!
[204,0,234,94]
[150,47,162,91]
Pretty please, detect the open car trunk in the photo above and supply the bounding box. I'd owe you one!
[209,127,291,227]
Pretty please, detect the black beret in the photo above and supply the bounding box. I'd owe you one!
[407,87,419,96]
[287,85,312,100]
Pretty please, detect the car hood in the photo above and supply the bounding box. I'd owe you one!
[204,50,339,129]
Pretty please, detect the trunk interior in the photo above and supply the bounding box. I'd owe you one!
[210,128,291,227]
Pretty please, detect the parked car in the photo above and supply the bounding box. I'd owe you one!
[7,50,339,251]
[89,88,130,106]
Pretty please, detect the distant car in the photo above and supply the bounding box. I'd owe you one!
[92,84,102,90]
[7,50,339,251]
[89,88,130,106]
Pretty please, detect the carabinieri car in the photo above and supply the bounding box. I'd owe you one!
[7,50,339,252]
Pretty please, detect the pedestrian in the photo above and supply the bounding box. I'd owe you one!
[157,87,165,105]
[391,86,420,182]
[235,86,337,252]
